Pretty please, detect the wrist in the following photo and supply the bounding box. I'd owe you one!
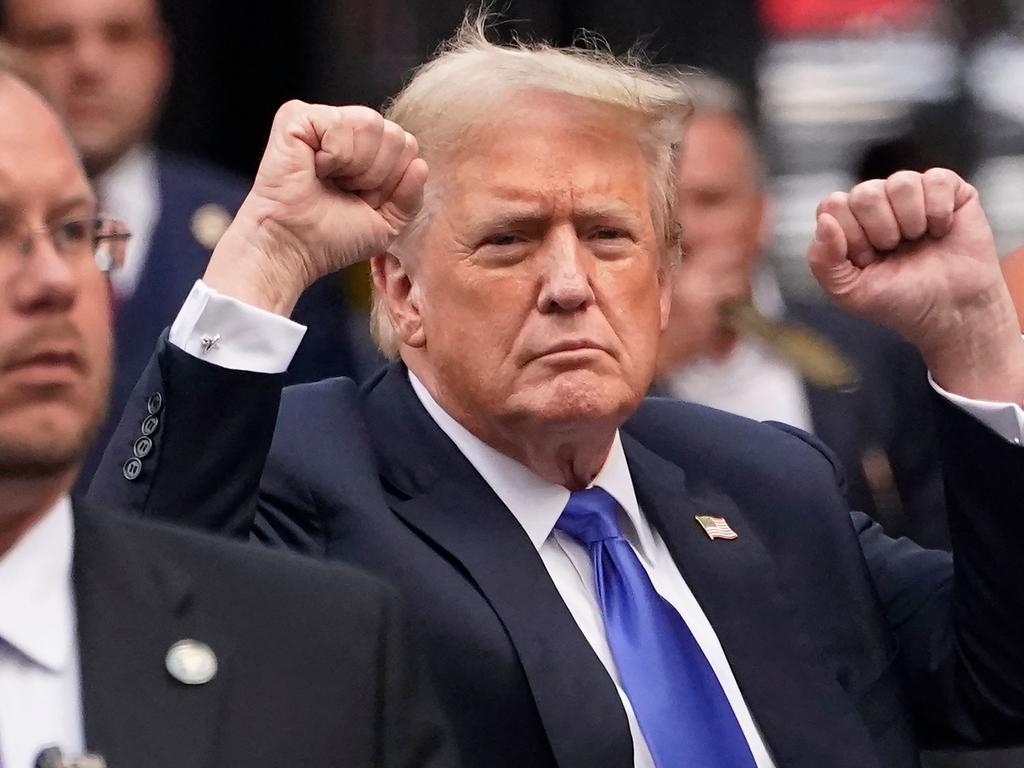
[921,287,1024,403]
[202,207,309,317]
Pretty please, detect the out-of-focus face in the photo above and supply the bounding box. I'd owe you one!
[394,94,671,454]
[676,113,765,275]
[0,76,112,478]
[658,113,768,368]
[3,0,169,175]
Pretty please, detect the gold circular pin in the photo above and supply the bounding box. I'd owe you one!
[190,204,233,250]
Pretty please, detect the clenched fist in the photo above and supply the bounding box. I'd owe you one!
[205,101,428,315]
[807,169,1024,402]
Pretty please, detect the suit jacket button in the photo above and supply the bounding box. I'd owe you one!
[141,415,160,436]
[133,436,153,459]
[122,457,143,481]
[147,392,163,415]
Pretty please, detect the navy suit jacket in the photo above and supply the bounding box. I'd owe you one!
[786,301,946,549]
[89,341,1024,768]
[72,502,453,767]
[79,153,358,488]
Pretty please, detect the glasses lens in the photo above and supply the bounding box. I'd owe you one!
[53,218,96,255]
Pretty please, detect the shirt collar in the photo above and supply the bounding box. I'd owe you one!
[0,497,76,672]
[408,371,656,561]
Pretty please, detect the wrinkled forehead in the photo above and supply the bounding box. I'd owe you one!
[427,95,653,213]
[0,75,93,211]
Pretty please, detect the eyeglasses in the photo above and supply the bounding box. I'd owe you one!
[1,217,130,273]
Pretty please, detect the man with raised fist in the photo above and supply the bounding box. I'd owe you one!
[93,20,1024,768]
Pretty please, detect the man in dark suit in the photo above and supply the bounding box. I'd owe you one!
[0,0,360,487]
[0,54,451,767]
[92,23,1024,768]
[654,74,946,548]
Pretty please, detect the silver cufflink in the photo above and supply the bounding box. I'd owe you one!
[200,334,221,355]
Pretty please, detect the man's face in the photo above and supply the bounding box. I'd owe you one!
[676,113,766,274]
[3,0,169,174]
[398,95,670,451]
[657,113,768,366]
[0,76,112,478]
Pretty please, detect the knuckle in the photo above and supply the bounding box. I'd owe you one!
[349,107,385,133]
[817,191,848,216]
[885,171,919,196]
[923,166,955,189]
[849,180,886,209]
[274,98,310,122]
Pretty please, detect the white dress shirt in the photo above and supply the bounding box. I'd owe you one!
[662,269,815,431]
[0,498,84,768]
[93,144,161,300]
[408,374,776,767]
[166,279,1024,766]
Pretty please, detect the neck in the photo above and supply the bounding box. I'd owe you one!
[0,472,74,557]
[498,421,617,489]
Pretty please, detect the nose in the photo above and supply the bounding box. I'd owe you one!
[10,235,79,315]
[69,32,110,80]
[537,228,594,313]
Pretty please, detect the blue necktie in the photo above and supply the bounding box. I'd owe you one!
[556,486,757,768]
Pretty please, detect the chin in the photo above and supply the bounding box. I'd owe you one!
[0,403,102,477]
[520,370,641,427]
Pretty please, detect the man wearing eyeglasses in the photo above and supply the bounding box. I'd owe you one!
[0,51,452,768]
[0,0,365,490]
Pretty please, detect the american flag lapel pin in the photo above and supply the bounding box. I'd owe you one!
[695,515,738,540]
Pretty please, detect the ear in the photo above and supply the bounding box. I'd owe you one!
[371,253,426,348]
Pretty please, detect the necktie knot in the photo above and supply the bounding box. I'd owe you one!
[556,486,622,545]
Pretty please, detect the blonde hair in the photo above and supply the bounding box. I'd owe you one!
[370,15,691,359]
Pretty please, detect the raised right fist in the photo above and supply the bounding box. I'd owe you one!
[205,101,428,315]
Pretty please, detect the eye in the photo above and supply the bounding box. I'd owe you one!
[591,228,627,240]
[482,232,523,247]
[52,218,95,252]
[20,26,74,49]
[58,218,92,242]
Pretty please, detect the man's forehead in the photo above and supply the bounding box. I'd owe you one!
[5,0,159,28]
[0,76,92,206]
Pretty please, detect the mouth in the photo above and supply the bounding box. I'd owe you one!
[4,350,86,381]
[531,339,610,362]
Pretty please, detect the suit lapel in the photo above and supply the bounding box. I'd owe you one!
[365,367,634,768]
[622,434,883,768]
[73,506,232,768]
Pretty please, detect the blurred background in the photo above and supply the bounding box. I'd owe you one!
[159,0,1024,301]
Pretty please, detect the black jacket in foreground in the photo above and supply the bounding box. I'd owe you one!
[72,502,454,768]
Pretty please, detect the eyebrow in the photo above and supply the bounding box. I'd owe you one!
[48,193,98,221]
[0,193,98,229]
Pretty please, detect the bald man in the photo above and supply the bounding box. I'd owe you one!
[0,50,450,768]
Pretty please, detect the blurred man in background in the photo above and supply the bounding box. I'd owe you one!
[655,74,948,549]
[0,0,359,486]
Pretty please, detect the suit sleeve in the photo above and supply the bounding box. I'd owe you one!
[86,334,287,544]
[858,392,1024,747]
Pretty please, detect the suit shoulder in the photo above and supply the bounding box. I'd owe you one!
[626,396,846,485]
[628,396,827,450]
[81,505,389,607]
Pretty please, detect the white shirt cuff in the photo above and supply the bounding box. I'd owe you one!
[168,280,306,374]
[929,373,1024,445]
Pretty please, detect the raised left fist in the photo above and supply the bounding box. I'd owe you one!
[807,169,1024,401]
